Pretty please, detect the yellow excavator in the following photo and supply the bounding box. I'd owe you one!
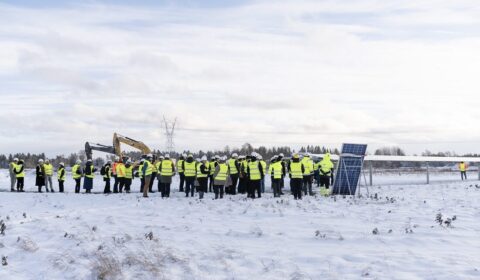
[85,133,152,160]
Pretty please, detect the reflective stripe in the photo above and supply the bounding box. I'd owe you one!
[290,162,303,179]
[44,164,53,176]
[161,160,174,176]
[103,166,111,179]
[144,160,153,176]
[209,161,217,175]
[15,164,25,178]
[138,165,143,178]
[72,164,82,179]
[85,165,95,179]
[116,163,126,178]
[184,161,196,177]
[228,159,238,174]
[301,157,314,175]
[260,160,267,174]
[197,163,209,178]
[215,163,228,181]
[153,161,160,173]
[248,161,261,180]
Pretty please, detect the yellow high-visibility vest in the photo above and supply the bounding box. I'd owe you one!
[290,162,303,179]
[215,163,228,181]
[248,161,261,180]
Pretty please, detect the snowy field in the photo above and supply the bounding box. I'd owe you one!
[1,170,480,279]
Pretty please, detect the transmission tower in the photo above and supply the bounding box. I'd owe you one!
[162,116,177,152]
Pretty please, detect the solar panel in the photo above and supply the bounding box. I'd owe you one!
[332,143,368,195]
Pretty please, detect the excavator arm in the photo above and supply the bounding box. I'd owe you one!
[113,133,152,156]
[85,142,117,160]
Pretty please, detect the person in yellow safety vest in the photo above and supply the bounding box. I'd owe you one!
[83,159,97,193]
[148,155,159,193]
[112,157,119,194]
[115,159,126,193]
[227,153,240,195]
[72,159,83,193]
[208,155,219,193]
[159,154,175,198]
[238,155,248,194]
[258,155,267,193]
[124,160,134,193]
[270,156,284,197]
[14,159,25,192]
[102,160,112,193]
[213,156,229,199]
[301,153,314,196]
[57,162,66,193]
[44,159,55,192]
[246,152,264,199]
[177,154,186,192]
[319,153,335,196]
[289,153,305,200]
[182,154,196,197]
[154,155,164,193]
[459,161,468,181]
[138,159,145,192]
[142,154,154,198]
[277,153,286,195]
[196,156,210,199]
[9,157,18,192]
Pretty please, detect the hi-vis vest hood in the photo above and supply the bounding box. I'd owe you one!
[319,153,334,175]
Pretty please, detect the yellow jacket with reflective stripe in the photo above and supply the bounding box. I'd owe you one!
[177,159,184,173]
[301,157,314,175]
[184,161,196,177]
[143,160,153,176]
[214,163,229,181]
[72,164,82,179]
[15,164,25,178]
[248,161,261,180]
[228,159,238,174]
[209,161,217,175]
[260,160,267,175]
[271,161,283,179]
[289,162,304,179]
[125,165,134,179]
[160,159,174,176]
[197,163,209,178]
[116,163,126,178]
[57,167,66,181]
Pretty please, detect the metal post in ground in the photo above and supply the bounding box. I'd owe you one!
[426,162,430,184]
[369,162,373,186]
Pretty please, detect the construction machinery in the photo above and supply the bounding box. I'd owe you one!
[85,133,152,160]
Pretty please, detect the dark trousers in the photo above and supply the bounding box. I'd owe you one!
[118,177,126,193]
[161,183,171,197]
[140,178,145,192]
[272,178,281,197]
[291,178,303,199]
[185,178,195,197]
[461,171,467,180]
[75,178,81,193]
[303,175,313,195]
[104,178,111,193]
[59,180,64,192]
[208,175,214,192]
[124,178,132,192]
[113,176,119,193]
[214,185,224,199]
[319,176,331,189]
[228,174,238,194]
[248,180,261,199]
[179,173,185,192]
[158,178,162,192]
[17,177,24,191]
[238,177,247,194]
[197,177,208,199]
[149,172,157,192]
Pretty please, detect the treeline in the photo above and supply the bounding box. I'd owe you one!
[0,153,105,169]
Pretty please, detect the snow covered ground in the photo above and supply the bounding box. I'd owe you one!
[0,170,479,279]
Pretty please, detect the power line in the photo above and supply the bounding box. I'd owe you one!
[162,116,177,152]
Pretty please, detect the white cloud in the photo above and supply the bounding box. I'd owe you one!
[1,0,480,156]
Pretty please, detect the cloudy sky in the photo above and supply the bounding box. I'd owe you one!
[1,0,480,156]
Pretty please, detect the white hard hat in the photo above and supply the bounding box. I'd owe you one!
[279,153,284,157]
[76,159,82,164]
[201,155,207,161]
[159,155,165,160]
[165,154,170,158]
[59,162,65,166]
[147,153,153,158]
[214,155,220,159]
[13,158,18,161]
[232,153,238,158]
[45,159,50,163]
[87,159,92,162]
[38,159,44,163]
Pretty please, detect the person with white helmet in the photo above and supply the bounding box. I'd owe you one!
[102,160,112,193]
[155,155,164,192]
[208,155,219,193]
[246,153,264,199]
[9,157,19,191]
[277,153,286,195]
[213,156,229,199]
[269,156,283,197]
[182,154,196,197]
[177,154,186,192]
[72,159,83,193]
[289,153,305,200]
[43,159,55,192]
[36,159,46,193]
[159,154,175,197]
[196,156,210,199]
[137,158,145,192]
[124,159,134,193]
[57,162,66,192]
[148,155,159,194]
[258,154,267,193]
[238,155,248,194]
[83,159,97,193]
[226,153,240,195]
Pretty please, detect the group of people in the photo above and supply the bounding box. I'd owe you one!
[7,152,336,200]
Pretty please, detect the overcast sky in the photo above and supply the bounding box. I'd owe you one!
[1,0,480,156]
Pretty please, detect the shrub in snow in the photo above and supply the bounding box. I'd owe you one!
[0,220,5,235]
[2,256,7,266]
[372,228,379,235]
[92,251,122,280]
[16,236,39,252]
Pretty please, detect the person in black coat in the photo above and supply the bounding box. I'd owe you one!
[36,159,46,192]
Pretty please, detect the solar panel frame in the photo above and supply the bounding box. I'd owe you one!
[332,144,368,195]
